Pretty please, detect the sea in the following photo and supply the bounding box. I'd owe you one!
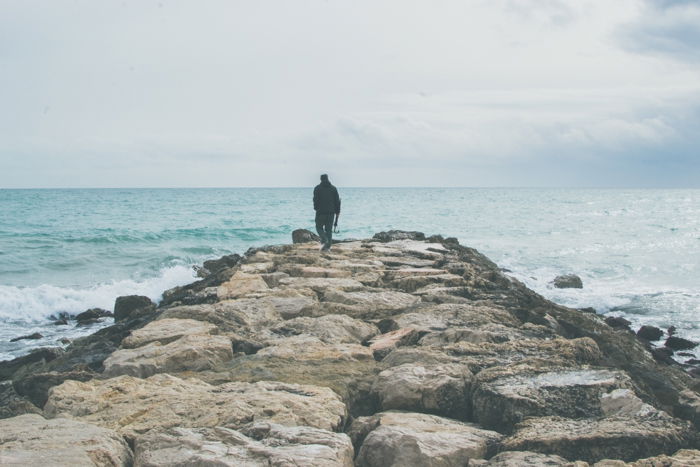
[1,188,698,362]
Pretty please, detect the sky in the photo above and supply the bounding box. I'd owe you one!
[1,0,699,188]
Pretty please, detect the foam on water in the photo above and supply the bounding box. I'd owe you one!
[0,265,196,360]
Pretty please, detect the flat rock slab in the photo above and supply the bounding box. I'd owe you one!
[122,318,218,348]
[134,423,354,467]
[502,414,699,463]
[45,374,347,440]
[351,411,503,467]
[203,337,379,417]
[473,367,632,430]
[270,314,378,344]
[372,363,473,419]
[0,413,132,466]
[218,272,269,299]
[442,337,603,373]
[296,266,352,278]
[592,449,700,466]
[395,303,521,330]
[103,333,233,378]
[469,450,575,466]
[324,289,421,312]
[279,277,366,292]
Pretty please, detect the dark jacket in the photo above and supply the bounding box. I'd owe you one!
[313,181,341,214]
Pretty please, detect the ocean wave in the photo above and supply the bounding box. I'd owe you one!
[0,265,196,323]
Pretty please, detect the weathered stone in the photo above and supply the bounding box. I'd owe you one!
[677,390,700,430]
[394,303,521,331]
[372,363,472,419]
[443,337,603,373]
[470,450,575,466]
[390,273,465,293]
[0,347,63,381]
[605,316,633,330]
[373,230,426,242]
[0,381,41,419]
[601,389,657,418]
[134,423,353,467]
[295,266,352,278]
[637,326,664,342]
[279,277,366,293]
[122,318,218,349]
[502,414,698,463]
[323,290,421,318]
[103,333,233,378]
[218,272,269,299]
[9,332,43,342]
[45,374,347,439]
[352,411,503,467]
[75,308,112,324]
[292,228,321,243]
[270,314,378,344]
[552,274,583,289]
[0,414,132,466]
[369,328,421,360]
[201,337,379,417]
[665,336,698,351]
[12,370,95,408]
[201,253,241,276]
[473,366,632,431]
[592,449,700,466]
[114,295,155,322]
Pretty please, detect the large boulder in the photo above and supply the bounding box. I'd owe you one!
[472,365,633,431]
[44,374,347,440]
[371,363,473,419]
[0,414,132,466]
[199,337,380,417]
[0,382,41,419]
[372,230,426,242]
[351,411,503,467]
[134,423,353,466]
[217,272,270,299]
[468,450,574,466]
[552,274,583,289]
[103,333,234,378]
[114,295,155,322]
[121,317,218,349]
[270,314,378,344]
[292,229,321,244]
[501,413,698,463]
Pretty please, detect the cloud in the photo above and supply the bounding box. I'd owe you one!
[617,0,700,61]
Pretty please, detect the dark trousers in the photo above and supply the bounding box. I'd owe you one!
[315,212,334,246]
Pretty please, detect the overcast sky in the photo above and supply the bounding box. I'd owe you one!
[1,0,699,187]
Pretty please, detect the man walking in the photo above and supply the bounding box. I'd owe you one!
[313,174,341,251]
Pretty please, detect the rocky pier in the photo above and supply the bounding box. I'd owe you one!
[1,230,699,466]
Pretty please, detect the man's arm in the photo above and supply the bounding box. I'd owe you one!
[334,188,341,226]
[313,186,319,211]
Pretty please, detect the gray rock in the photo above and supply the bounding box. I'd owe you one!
[45,374,348,440]
[665,336,698,351]
[637,325,664,342]
[371,363,472,419]
[352,411,503,467]
[134,423,353,466]
[122,318,218,349]
[114,295,155,322]
[473,366,632,431]
[293,228,321,244]
[502,413,698,463]
[103,333,233,378]
[0,414,132,466]
[373,230,426,242]
[471,450,574,466]
[270,314,378,344]
[552,274,583,289]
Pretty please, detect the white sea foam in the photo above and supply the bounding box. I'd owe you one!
[0,264,196,323]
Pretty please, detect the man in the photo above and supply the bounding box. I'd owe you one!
[313,174,341,251]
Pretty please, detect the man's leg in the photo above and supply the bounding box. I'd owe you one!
[322,214,334,250]
[315,214,327,246]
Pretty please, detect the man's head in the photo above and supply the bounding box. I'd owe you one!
[320,174,329,182]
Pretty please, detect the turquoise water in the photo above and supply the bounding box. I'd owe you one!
[1,188,699,360]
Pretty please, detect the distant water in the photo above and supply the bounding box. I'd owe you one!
[1,188,698,361]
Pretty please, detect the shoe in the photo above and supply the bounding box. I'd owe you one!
[321,243,330,251]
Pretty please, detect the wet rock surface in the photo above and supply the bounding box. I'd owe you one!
[2,230,699,465]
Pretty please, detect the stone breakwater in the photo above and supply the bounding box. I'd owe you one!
[1,230,700,466]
